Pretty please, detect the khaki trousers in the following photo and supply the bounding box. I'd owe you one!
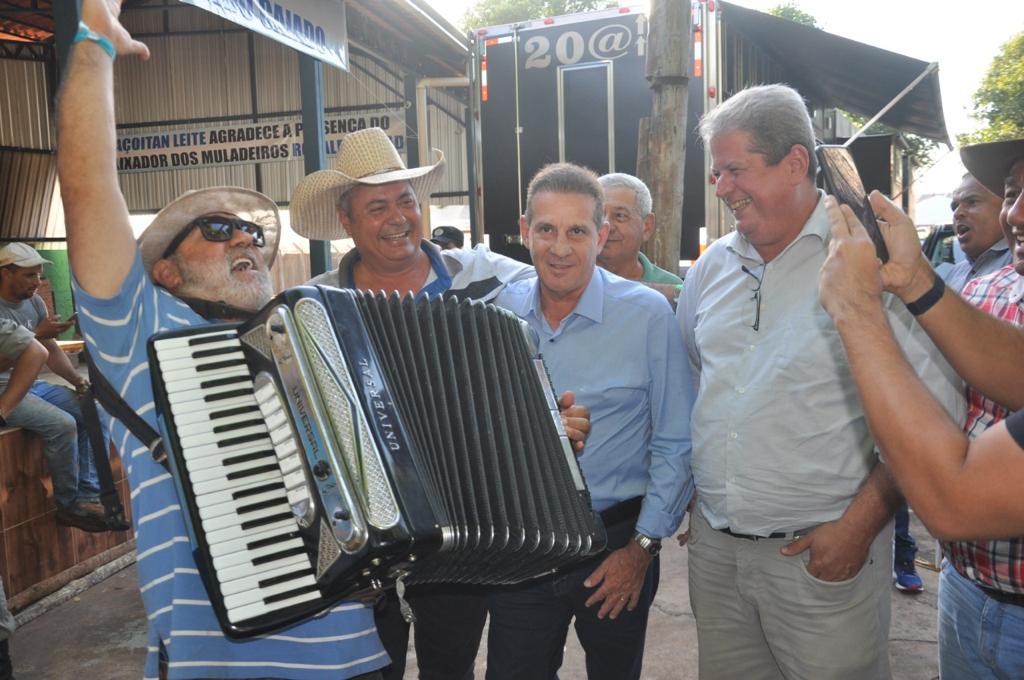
[687,511,892,680]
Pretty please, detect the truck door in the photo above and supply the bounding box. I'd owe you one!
[474,10,651,262]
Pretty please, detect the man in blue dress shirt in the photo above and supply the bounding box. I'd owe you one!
[487,163,694,680]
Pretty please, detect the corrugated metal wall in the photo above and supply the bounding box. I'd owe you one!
[0,2,469,238]
[113,4,469,212]
[0,58,53,150]
[0,149,63,240]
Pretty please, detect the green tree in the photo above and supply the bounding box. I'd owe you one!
[462,0,617,31]
[767,3,819,28]
[958,32,1024,145]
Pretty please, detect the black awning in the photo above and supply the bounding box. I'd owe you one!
[720,2,949,144]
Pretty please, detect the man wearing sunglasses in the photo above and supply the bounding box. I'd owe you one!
[55,1,389,678]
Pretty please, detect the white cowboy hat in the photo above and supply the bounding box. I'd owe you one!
[289,127,445,241]
[138,186,281,276]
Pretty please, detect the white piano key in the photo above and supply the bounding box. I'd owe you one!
[189,456,281,485]
[200,500,292,533]
[212,536,304,571]
[207,522,297,558]
[179,423,269,450]
[218,555,314,596]
[222,572,317,610]
[168,381,256,408]
[182,438,274,465]
[205,516,297,549]
[192,468,283,497]
[175,412,264,439]
[193,479,284,510]
[156,338,244,360]
[226,589,321,624]
[170,393,257,418]
[216,548,310,585]
[198,486,288,521]
[185,447,276,475]
[158,350,247,374]
[162,365,251,392]
[153,331,237,350]
[172,403,260,428]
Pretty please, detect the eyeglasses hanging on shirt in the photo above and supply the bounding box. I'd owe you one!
[741,264,765,331]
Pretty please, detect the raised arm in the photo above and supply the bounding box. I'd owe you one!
[868,191,1024,409]
[57,0,149,298]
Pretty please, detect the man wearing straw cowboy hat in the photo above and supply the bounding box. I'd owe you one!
[290,128,592,680]
[292,127,534,305]
[820,136,1024,679]
[55,1,390,678]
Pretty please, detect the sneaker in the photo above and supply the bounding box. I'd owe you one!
[894,561,924,593]
[55,501,110,533]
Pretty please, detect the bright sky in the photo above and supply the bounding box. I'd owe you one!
[427,0,1024,201]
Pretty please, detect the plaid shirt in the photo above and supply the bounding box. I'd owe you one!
[944,265,1024,593]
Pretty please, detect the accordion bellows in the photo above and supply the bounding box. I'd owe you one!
[148,286,606,638]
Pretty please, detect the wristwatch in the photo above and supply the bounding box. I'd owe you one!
[632,531,662,556]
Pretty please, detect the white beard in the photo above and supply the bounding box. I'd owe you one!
[173,246,274,312]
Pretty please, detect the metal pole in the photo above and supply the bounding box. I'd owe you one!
[299,53,331,277]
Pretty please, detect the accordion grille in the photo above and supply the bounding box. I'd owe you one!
[240,324,273,359]
[294,298,400,530]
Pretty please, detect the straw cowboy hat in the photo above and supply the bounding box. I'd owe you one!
[961,138,1024,197]
[138,187,281,276]
[289,127,446,241]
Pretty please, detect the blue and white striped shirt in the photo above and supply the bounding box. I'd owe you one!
[74,252,386,679]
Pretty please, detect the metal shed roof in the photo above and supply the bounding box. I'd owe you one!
[720,1,949,144]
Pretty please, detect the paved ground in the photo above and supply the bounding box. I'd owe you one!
[9,513,941,679]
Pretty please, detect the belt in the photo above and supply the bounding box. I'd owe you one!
[977,584,1024,607]
[717,526,816,541]
[599,496,643,527]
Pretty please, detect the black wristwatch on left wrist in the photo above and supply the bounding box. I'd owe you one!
[632,531,662,556]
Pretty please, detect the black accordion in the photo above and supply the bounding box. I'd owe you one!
[148,286,606,638]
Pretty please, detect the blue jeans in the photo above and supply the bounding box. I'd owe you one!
[938,562,1024,678]
[3,380,99,508]
[485,518,658,680]
[894,502,918,565]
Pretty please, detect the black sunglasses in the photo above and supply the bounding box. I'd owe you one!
[162,216,266,259]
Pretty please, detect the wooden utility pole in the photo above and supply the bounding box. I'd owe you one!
[638,0,689,274]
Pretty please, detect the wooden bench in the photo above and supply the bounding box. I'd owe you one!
[0,426,133,610]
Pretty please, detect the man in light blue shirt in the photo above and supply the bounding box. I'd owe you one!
[941,173,1011,293]
[488,163,694,680]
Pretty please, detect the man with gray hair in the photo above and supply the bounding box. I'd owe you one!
[677,83,963,678]
[597,173,682,285]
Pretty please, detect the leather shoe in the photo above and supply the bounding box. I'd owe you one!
[55,501,110,533]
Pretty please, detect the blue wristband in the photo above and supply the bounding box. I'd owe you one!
[73,22,116,61]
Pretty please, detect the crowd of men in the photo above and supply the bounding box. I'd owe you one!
[2,0,1018,678]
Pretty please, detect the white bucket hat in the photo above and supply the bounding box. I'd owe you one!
[137,186,281,277]
[289,127,445,241]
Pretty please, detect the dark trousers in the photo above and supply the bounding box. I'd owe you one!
[894,502,918,565]
[375,583,488,680]
[484,515,658,680]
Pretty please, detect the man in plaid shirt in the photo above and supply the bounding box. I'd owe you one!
[939,185,1024,678]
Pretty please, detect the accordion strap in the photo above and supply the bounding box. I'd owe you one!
[83,348,170,472]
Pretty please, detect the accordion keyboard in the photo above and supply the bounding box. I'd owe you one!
[152,329,323,624]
